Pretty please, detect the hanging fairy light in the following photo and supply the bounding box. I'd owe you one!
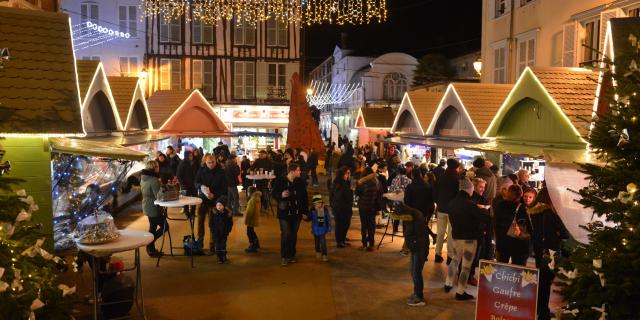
[306,80,360,107]
[141,0,387,26]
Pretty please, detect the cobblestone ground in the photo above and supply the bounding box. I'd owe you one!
[70,175,564,319]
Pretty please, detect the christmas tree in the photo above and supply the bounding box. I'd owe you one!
[556,24,640,319]
[0,173,76,318]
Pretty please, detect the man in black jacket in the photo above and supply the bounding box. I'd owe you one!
[444,178,491,301]
[434,158,461,263]
[195,154,228,253]
[308,148,319,187]
[399,203,428,307]
[176,150,199,216]
[272,163,309,266]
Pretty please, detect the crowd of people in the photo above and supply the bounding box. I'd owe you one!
[140,140,568,319]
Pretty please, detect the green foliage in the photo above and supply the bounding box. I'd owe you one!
[412,53,455,86]
[0,175,76,319]
[557,52,640,318]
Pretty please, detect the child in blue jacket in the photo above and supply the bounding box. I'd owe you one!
[310,193,332,262]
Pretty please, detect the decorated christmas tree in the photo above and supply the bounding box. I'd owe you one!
[557,20,640,319]
[0,168,76,318]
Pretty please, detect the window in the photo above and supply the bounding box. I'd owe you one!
[234,61,255,99]
[517,33,536,76]
[160,14,181,43]
[118,6,137,37]
[268,63,287,99]
[629,8,640,17]
[119,57,138,76]
[160,59,182,90]
[492,42,507,83]
[192,60,214,98]
[233,21,256,46]
[80,2,99,35]
[267,19,288,47]
[81,56,100,61]
[494,0,508,18]
[382,73,408,101]
[192,18,214,44]
[582,19,600,63]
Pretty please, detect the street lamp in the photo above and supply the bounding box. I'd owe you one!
[473,58,482,76]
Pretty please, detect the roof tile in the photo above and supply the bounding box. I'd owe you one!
[406,89,445,134]
[76,60,100,100]
[450,82,513,135]
[359,107,395,128]
[0,6,83,134]
[146,90,195,129]
[107,76,140,126]
[531,67,599,136]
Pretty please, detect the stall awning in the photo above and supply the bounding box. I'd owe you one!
[386,136,481,149]
[233,131,282,138]
[50,138,147,161]
[88,133,170,147]
[466,140,591,163]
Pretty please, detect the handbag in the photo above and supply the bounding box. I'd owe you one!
[506,204,531,240]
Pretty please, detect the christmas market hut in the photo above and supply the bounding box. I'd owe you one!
[75,60,124,134]
[0,6,146,252]
[468,66,598,186]
[421,82,513,168]
[354,107,395,147]
[146,89,232,152]
[388,89,445,163]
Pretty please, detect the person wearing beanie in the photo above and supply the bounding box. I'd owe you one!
[434,158,461,263]
[209,195,233,264]
[309,193,332,262]
[444,178,491,301]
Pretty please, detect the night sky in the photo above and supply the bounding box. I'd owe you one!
[304,0,482,73]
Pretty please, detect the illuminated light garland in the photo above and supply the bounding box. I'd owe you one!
[140,0,387,26]
[306,80,360,107]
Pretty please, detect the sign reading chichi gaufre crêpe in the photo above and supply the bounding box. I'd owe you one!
[475,260,539,320]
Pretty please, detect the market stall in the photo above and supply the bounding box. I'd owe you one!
[76,60,124,135]
[147,89,232,152]
[388,89,445,163]
[469,66,598,185]
[354,107,394,147]
[417,82,512,168]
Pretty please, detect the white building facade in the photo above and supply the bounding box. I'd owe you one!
[60,0,145,77]
[481,0,640,84]
[311,47,417,142]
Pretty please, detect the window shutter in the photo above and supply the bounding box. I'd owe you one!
[90,4,99,22]
[81,4,87,21]
[170,22,181,43]
[268,64,276,86]
[130,57,138,74]
[204,24,213,44]
[562,22,577,67]
[234,62,244,98]
[119,6,127,32]
[193,21,202,44]
[278,22,288,47]
[278,64,286,86]
[233,24,243,45]
[160,59,170,90]
[599,8,625,56]
[246,26,256,45]
[129,6,137,37]
[203,60,214,98]
[246,62,255,98]
[119,57,128,75]
[171,60,181,90]
[267,20,276,46]
[193,60,203,89]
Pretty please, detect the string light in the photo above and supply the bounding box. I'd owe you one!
[140,0,388,26]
